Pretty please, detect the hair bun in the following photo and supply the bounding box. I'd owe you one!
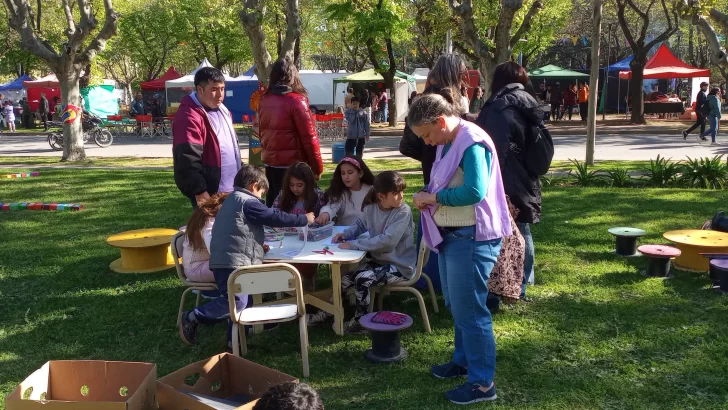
[438,87,456,104]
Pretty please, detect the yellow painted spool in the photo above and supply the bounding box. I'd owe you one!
[663,229,728,272]
[107,228,178,273]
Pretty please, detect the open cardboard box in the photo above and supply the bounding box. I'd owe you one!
[157,353,297,410]
[5,360,157,410]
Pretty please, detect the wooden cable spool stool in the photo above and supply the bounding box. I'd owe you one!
[107,228,178,273]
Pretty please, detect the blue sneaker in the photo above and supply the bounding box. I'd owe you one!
[446,382,496,405]
[431,362,468,379]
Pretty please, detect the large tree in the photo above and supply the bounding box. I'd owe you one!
[678,0,728,71]
[614,0,679,124]
[4,0,119,161]
[450,0,544,97]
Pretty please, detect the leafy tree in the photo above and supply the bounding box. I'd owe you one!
[3,0,119,161]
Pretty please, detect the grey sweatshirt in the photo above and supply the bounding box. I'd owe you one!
[345,108,370,139]
[342,203,417,278]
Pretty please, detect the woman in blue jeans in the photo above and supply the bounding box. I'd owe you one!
[701,86,722,145]
[410,89,512,405]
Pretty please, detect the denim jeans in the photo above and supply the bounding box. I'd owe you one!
[193,268,248,325]
[702,115,719,143]
[438,226,502,386]
[382,103,388,123]
[518,222,535,298]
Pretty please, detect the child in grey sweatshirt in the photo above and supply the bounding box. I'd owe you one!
[344,97,370,157]
[309,171,416,334]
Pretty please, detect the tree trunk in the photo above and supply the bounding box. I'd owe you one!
[585,0,602,165]
[124,82,133,105]
[689,25,695,66]
[478,58,496,99]
[57,68,86,161]
[629,55,646,124]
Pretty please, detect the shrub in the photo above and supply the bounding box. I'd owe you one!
[541,173,569,187]
[681,155,728,189]
[607,168,632,187]
[645,155,681,187]
[568,159,602,187]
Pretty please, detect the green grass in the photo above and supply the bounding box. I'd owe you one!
[2,168,728,409]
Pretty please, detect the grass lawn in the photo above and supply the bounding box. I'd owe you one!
[2,167,728,409]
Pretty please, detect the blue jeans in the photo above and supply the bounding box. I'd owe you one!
[438,226,502,386]
[701,115,719,143]
[193,268,248,325]
[382,103,388,122]
[518,222,535,298]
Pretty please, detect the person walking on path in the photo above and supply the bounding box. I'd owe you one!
[3,101,16,132]
[20,98,31,128]
[380,89,389,123]
[549,83,563,122]
[562,83,577,120]
[578,82,589,121]
[700,86,722,145]
[410,89,511,405]
[683,82,709,140]
[173,67,241,208]
[258,58,324,206]
[38,93,49,131]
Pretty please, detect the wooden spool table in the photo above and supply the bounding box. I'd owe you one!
[359,312,413,364]
[608,227,646,256]
[662,229,728,272]
[106,228,178,273]
[637,244,681,278]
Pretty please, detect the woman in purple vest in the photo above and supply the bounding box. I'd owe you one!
[410,88,512,405]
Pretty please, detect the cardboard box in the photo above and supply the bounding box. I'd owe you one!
[5,360,157,410]
[157,353,297,410]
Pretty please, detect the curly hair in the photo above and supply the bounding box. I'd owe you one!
[252,382,324,410]
[185,192,230,250]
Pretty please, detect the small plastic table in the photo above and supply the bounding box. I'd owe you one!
[106,228,178,273]
[608,227,646,256]
[637,244,681,277]
[663,229,728,272]
[710,259,728,292]
[359,312,413,363]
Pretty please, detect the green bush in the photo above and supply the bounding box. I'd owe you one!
[568,159,602,187]
[541,173,569,187]
[607,168,632,187]
[681,155,728,189]
[645,155,681,187]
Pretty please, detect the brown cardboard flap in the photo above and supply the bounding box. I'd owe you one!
[6,362,50,402]
[49,361,156,402]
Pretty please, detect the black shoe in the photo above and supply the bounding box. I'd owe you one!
[344,317,367,334]
[683,131,688,140]
[486,295,500,314]
[701,136,708,141]
[431,362,468,379]
[179,312,198,345]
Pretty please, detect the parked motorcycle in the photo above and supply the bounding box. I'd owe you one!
[47,111,113,151]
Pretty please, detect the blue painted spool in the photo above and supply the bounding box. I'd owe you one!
[332,142,347,163]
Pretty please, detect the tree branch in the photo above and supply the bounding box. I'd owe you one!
[451,0,491,60]
[75,0,119,66]
[678,0,728,66]
[5,0,60,63]
[62,0,76,39]
[280,0,300,62]
[452,40,477,61]
[510,0,543,48]
[366,38,381,70]
[644,0,677,50]
[240,0,273,82]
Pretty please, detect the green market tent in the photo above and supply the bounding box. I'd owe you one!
[332,68,416,121]
[528,65,590,79]
[81,85,119,118]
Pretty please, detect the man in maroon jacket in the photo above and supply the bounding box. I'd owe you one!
[173,67,241,207]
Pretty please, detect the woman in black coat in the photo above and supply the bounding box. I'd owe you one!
[475,61,547,302]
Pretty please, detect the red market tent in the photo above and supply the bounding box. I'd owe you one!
[140,66,182,91]
[23,74,60,112]
[23,73,60,88]
[619,44,710,79]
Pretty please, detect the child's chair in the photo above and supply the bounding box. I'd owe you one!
[367,240,438,333]
[171,231,219,328]
[227,263,309,377]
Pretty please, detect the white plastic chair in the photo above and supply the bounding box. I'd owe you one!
[171,231,219,328]
[368,240,439,333]
[227,263,309,377]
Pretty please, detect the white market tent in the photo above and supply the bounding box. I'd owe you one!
[333,69,416,121]
[412,68,429,93]
[165,58,235,103]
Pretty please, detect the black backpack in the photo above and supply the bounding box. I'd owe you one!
[523,123,554,176]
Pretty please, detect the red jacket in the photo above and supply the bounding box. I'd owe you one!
[563,89,577,105]
[258,86,324,176]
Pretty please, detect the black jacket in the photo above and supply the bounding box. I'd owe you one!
[696,90,708,116]
[476,85,545,224]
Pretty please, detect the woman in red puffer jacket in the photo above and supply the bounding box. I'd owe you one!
[258,59,324,206]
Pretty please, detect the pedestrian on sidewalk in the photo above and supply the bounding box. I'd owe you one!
[700,86,722,145]
[38,93,49,131]
[683,81,709,140]
[578,82,589,121]
[562,83,577,120]
[3,101,16,132]
[20,98,32,128]
[380,89,389,123]
[550,82,563,121]
[345,96,370,157]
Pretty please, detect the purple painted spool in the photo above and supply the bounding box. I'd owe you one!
[359,312,413,363]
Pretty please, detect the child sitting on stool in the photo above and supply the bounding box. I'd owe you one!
[178,165,315,346]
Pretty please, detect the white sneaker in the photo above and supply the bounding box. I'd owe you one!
[306,310,333,326]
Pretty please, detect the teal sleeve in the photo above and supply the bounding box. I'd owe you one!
[436,144,491,207]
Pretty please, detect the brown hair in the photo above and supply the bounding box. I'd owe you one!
[407,88,461,126]
[278,162,318,213]
[362,171,407,208]
[185,192,230,250]
[427,54,467,112]
[491,61,529,95]
[267,58,308,98]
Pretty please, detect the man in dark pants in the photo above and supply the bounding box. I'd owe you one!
[683,82,709,140]
[38,93,49,131]
[20,98,32,128]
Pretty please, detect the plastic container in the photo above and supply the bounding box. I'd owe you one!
[264,227,285,242]
[298,222,334,242]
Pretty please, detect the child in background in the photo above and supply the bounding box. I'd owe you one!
[272,162,326,216]
[316,156,374,227]
[179,165,315,346]
[309,171,417,334]
[272,162,326,289]
[182,193,229,283]
[253,381,324,410]
[344,97,370,157]
[3,102,15,132]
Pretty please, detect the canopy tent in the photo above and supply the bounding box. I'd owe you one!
[333,69,415,121]
[24,74,60,112]
[528,64,590,78]
[618,44,710,79]
[140,66,182,91]
[0,74,32,102]
[81,85,119,118]
[23,73,59,88]
[224,76,259,123]
[412,68,429,93]
[606,55,633,72]
[165,58,235,104]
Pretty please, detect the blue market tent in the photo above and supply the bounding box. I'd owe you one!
[600,55,633,113]
[0,74,32,101]
[606,55,633,72]
[224,72,259,123]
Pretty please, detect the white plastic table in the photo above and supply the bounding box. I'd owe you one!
[260,226,366,335]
